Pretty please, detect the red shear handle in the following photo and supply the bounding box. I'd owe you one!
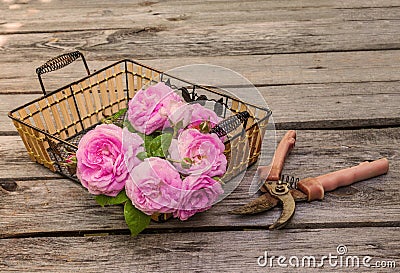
[298,158,389,201]
[268,130,296,181]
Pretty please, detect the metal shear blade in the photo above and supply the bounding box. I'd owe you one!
[229,130,305,229]
[229,180,307,230]
[229,192,279,215]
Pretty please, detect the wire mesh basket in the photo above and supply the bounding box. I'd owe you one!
[8,51,272,185]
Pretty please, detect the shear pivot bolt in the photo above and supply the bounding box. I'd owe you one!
[276,180,285,191]
[275,185,286,193]
[271,180,289,195]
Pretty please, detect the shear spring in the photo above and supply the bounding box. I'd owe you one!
[210,111,250,137]
[280,174,300,189]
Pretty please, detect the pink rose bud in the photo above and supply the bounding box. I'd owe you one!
[65,154,77,164]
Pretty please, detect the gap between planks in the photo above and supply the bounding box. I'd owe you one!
[2,50,400,94]
[0,227,399,273]
[2,221,400,240]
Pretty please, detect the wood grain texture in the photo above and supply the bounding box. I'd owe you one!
[3,79,400,134]
[0,136,58,179]
[259,81,400,128]
[1,50,400,94]
[1,129,398,237]
[1,0,400,58]
[1,1,399,271]
[1,94,39,133]
[0,228,399,272]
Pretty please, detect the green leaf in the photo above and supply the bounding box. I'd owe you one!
[152,147,164,158]
[124,200,151,236]
[136,151,148,161]
[173,120,184,137]
[176,120,184,129]
[123,120,137,134]
[149,135,162,154]
[148,133,172,157]
[95,190,129,207]
[102,108,128,125]
[160,133,173,153]
[112,108,128,119]
[123,121,149,141]
[143,135,155,153]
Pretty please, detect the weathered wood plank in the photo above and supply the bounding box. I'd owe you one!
[1,129,398,237]
[3,0,400,18]
[1,50,400,95]
[1,1,398,271]
[2,79,400,133]
[1,4,399,37]
[0,228,399,272]
[259,81,400,129]
[0,136,59,179]
[1,0,399,58]
[1,94,39,133]
[2,0,400,32]
[1,19,400,63]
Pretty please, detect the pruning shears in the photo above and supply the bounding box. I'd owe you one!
[230,130,389,229]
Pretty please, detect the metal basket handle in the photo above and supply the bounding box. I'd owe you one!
[36,51,90,95]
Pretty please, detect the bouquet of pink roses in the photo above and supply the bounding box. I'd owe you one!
[74,82,227,236]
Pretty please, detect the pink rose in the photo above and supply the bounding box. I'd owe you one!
[187,103,222,130]
[174,175,224,220]
[122,127,145,172]
[127,82,182,134]
[76,124,128,197]
[125,157,183,215]
[168,128,227,177]
[163,101,193,129]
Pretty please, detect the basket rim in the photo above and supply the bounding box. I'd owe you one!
[8,58,272,145]
[9,58,272,115]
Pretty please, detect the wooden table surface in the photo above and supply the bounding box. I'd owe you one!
[1,1,399,272]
